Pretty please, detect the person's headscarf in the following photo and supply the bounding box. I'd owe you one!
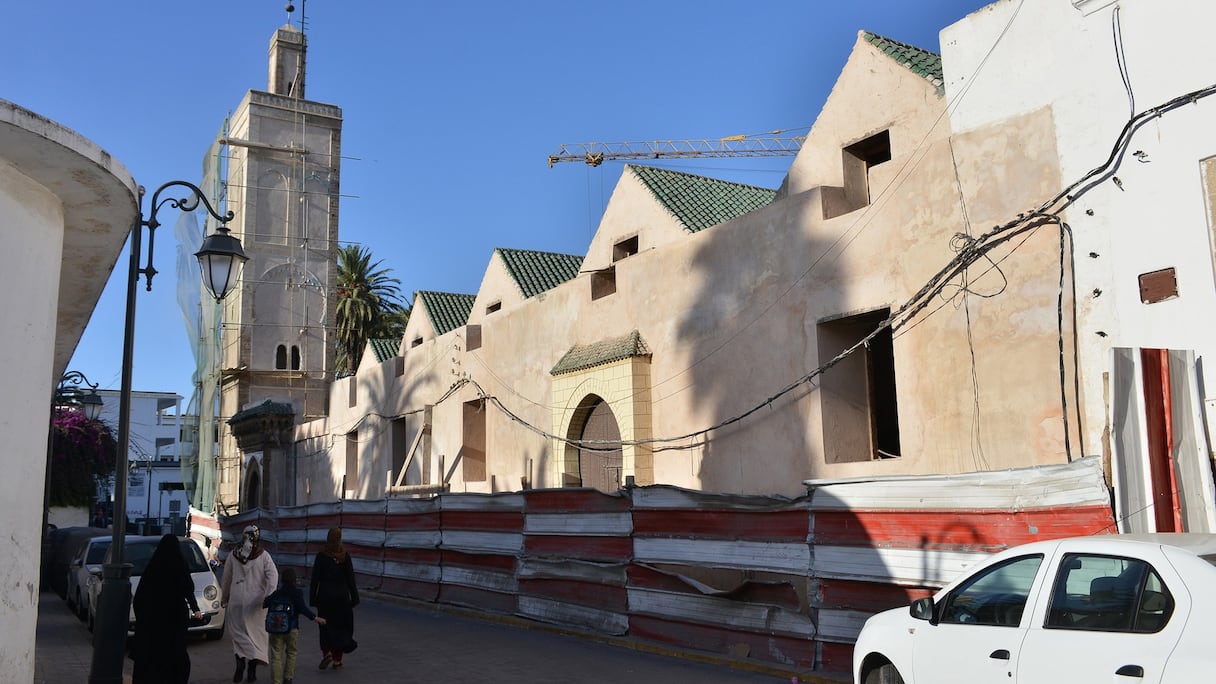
[139,534,188,590]
[233,525,262,564]
[323,527,347,563]
[133,534,190,618]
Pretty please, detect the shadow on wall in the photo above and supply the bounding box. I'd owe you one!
[676,197,831,493]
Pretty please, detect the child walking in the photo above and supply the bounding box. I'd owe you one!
[263,567,325,684]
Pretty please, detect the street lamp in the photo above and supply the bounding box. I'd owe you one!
[89,181,247,684]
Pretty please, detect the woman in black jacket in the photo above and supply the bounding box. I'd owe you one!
[310,527,359,669]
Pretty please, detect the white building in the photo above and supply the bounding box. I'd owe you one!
[95,389,193,531]
[1,99,133,681]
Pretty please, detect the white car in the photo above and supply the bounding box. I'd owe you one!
[65,535,110,621]
[88,535,225,640]
[853,533,1216,684]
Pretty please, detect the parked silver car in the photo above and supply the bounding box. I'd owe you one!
[65,535,109,621]
[87,535,225,640]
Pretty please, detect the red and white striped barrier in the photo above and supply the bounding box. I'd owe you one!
[518,488,632,633]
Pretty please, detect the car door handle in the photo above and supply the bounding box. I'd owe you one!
[989,649,1010,660]
[1115,665,1144,677]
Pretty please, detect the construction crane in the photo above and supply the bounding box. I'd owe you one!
[547,133,806,168]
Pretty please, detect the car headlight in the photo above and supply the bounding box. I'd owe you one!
[204,585,218,601]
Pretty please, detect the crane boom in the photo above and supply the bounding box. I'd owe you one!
[547,136,806,168]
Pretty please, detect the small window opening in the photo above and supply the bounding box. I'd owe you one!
[345,430,358,494]
[411,337,423,348]
[485,301,501,315]
[591,266,617,300]
[275,345,288,370]
[613,236,639,262]
[841,130,892,213]
[466,324,482,351]
[290,345,301,370]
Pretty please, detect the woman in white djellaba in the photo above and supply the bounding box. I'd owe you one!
[221,525,278,682]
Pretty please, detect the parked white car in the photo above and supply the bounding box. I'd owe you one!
[88,535,225,640]
[65,535,110,621]
[853,533,1216,684]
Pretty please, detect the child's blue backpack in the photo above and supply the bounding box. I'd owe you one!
[265,593,294,634]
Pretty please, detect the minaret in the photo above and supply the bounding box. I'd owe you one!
[202,14,342,513]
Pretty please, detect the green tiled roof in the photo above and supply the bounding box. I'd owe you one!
[369,338,399,363]
[551,331,651,376]
[863,31,944,94]
[496,248,584,299]
[418,291,476,335]
[228,399,294,424]
[628,165,776,234]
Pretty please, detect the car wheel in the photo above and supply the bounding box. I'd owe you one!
[864,663,905,684]
[204,624,224,641]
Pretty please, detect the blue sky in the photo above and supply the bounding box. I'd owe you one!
[4,1,991,404]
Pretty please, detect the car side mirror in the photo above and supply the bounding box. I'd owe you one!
[910,596,937,623]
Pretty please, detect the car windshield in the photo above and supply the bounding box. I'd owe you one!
[1201,554,1216,569]
[85,541,111,564]
[124,539,210,575]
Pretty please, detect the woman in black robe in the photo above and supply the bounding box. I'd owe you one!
[131,534,202,684]
[309,527,359,669]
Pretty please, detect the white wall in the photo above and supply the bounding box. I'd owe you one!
[0,100,134,682]
[942,0,1216,460]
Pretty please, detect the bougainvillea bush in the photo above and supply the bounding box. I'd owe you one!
[49,408,118,507]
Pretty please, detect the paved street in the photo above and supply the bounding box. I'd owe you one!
[35,589,841,683]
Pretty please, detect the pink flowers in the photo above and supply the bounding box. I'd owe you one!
[49,408,118,506]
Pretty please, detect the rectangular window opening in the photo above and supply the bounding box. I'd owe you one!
[591,266,617,300]
[485,301,501,315]
[613,236,639,262]
[841,130,892,212]
[817,307,901,463]
[390,417,409,485]
[345,430,358,494]
[411,336,423,348]
[461,399,487,482]
[466,324,482,351]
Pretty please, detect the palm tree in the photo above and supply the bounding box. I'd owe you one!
[335,244,407,376]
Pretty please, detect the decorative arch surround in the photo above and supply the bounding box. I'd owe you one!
[550,331,653,488]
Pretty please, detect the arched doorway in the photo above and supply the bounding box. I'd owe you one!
[243,466,261,512]
[571,395,622,492]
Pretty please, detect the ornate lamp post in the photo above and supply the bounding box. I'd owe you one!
[89,181,247,684]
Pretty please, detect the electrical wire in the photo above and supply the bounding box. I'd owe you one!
[1112,6,1135,119]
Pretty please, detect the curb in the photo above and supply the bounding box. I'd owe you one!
[364,590,851,684]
